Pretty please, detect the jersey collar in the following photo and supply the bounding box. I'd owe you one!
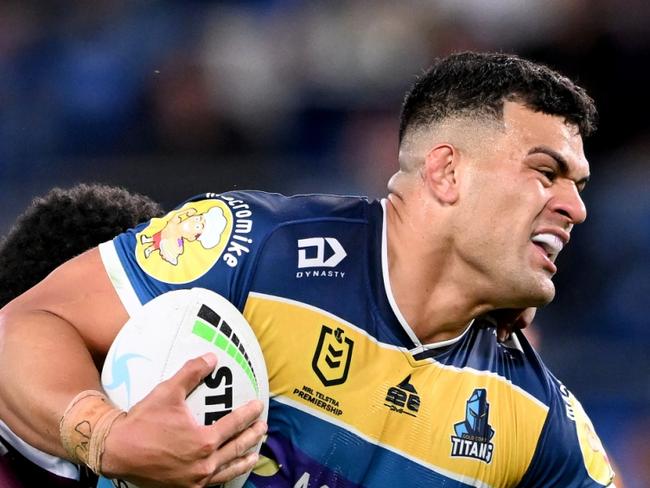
[379,199,474,355]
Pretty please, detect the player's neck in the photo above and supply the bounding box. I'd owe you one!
[384,194,493,345]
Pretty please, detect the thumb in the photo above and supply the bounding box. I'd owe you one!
[163,353,218,400]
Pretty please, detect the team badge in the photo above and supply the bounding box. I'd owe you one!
[450,388,495,463]
[311,325,354,387]
[135,200,232,283]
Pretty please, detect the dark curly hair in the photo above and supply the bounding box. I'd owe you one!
[0,184,163,307]
[399,52,597,144]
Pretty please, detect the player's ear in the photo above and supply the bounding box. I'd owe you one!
[422,144,459,204]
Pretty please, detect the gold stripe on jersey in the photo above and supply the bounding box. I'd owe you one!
[243,293,549,488]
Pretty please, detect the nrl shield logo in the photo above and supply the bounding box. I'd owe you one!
[312,325,354,386]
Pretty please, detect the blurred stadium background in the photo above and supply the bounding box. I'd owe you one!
[0,1,647,485]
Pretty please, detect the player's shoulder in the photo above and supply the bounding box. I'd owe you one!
[178,190,375,249]
[205,190,374,221]
[103,190,378,305]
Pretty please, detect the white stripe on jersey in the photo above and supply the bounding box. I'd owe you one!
[99,240,143,317]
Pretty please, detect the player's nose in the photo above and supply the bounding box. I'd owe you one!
[550,180,587,225]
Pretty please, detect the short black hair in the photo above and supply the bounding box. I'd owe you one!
[399,52,597,143]
[0,184,163,307]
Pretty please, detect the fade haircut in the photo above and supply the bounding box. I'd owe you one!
[399,52,597,144]
[0,184,163,307]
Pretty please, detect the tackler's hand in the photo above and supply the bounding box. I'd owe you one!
[487,308,536,343]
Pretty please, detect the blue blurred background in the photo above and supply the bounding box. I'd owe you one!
[0,1,647,485]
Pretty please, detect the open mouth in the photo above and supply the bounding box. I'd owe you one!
[531,233,564,262]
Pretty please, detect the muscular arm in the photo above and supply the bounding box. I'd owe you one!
[0,248,265,486]
[0,248,127,456]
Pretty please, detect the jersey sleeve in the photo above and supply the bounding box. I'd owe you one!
[517,376,616,487]
[99,191,275,316]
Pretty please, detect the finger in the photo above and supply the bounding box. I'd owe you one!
[213,419,267,466]
[208,400,265,446]
[200,420,265,486]
[494,319,514,343]
[495,308,537,342]
[497,326,510,343]
[514,308,536,330]
[488,308,525,343]
[207,451,259,486]
[160,353,218,400]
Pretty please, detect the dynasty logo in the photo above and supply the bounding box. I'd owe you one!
[311,325,354,387]
[450,388,495,463]
[296,237,347,279]
[384,375,420,417]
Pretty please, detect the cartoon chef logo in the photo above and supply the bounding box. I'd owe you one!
[135,199,232,283]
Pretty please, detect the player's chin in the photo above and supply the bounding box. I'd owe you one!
[526,278,556,307]
[509,274,555,308]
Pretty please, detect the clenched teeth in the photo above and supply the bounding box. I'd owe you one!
[531,233,564,259]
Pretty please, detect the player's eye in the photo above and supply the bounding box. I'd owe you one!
[537,168,556,184]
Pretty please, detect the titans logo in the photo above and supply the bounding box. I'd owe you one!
[450,388,495,463]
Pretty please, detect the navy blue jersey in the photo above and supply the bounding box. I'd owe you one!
[98,191,615,487]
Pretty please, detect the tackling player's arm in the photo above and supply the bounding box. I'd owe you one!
[0,248,265,486]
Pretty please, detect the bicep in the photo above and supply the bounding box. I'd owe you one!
[9,247,129,359]
[0,247,128,456]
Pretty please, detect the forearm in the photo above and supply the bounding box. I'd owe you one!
[0,247,266,485]
[0,308,101,459]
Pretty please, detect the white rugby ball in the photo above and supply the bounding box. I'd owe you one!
[99,287,268,488]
